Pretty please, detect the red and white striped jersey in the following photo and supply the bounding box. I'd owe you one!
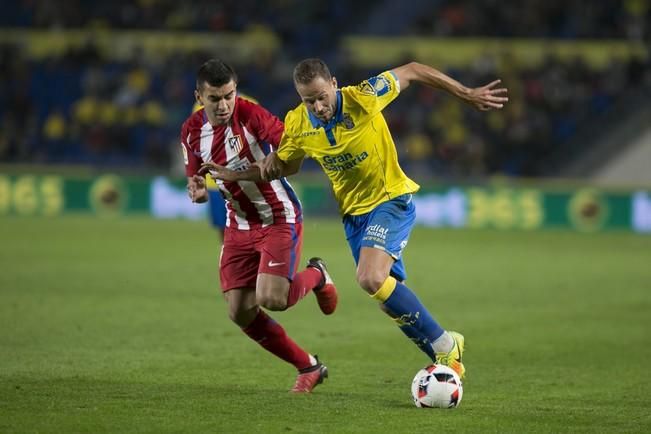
[181,97,302,229]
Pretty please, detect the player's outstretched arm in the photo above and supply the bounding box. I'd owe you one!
[187,175,208,203]
[198,162,263,182]
[391,62,508,111]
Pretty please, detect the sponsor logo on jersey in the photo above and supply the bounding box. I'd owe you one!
[229,157,251,172]
[322,151,368,172]
[364,224,389,243]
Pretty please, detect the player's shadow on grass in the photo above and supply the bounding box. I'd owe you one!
[6,377,418,416]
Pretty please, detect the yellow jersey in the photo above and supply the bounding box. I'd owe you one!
[277,71,419,216]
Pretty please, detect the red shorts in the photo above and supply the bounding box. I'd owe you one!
[219,223,303,291]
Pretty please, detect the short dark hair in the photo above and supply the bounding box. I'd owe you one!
[196,59,238,90]
[293,58,332,85]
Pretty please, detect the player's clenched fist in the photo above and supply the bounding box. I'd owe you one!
[187,174,208,203]
[257,153,284,181]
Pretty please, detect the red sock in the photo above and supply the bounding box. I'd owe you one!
[242,310,311,370]
[286,267,322,308]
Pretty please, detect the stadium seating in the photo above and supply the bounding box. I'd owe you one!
[0,0,649,177]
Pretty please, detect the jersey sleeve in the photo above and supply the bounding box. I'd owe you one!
[351,70,401,116]
[249,103,284,148]
[276,111,306,162]
[181,121,201,177]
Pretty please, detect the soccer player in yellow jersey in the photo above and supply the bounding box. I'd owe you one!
[209,58,508,378]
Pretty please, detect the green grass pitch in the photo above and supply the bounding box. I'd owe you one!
[1,216,650,433]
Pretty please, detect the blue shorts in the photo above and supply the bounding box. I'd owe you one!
[208,189,227,229]
[343,194,415,282]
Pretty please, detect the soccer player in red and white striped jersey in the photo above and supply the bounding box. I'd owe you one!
[182,59,337,393]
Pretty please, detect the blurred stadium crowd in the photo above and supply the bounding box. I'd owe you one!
[1,0,649,178]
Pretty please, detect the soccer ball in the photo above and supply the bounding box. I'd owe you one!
[411,364,463,408]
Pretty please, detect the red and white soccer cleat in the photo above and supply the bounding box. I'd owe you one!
[307,257,338,315]
[290,357,328,393]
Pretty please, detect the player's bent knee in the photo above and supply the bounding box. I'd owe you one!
[256,293,288,311]
[356,272,386,295]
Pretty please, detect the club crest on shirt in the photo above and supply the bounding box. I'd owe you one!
[342,113,355,129]
[227,135,243,153]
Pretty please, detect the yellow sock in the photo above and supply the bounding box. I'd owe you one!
[370,276,397,302]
